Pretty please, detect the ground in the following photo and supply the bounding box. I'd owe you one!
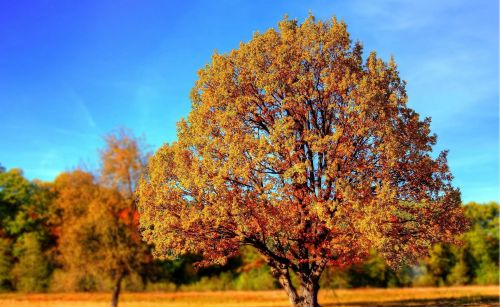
[0,286,498,306]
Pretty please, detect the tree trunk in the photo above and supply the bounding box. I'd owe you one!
[297,277,320,307]
[269,264,321,307]
[269,264,300,307]
[110,271,125,307]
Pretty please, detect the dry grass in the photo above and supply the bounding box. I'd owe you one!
[0,286,498,306]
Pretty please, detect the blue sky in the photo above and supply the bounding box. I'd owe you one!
[0,0,497,202]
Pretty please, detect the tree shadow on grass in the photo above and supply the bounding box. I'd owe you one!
[322,295,500,306]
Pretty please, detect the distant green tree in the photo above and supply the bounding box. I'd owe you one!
[0,238,13,291]
[347,249,392,287]
[0,169,33,236]
[0,169,55,292]
[11,232,50,292]
[463,202,499,284]
[416,202,498,286]
[424,244,455,286]
[320,249,413,289]
[447,248,471,285]
[234,247,276,290]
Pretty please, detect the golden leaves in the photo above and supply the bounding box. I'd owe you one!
[138,15,466,270]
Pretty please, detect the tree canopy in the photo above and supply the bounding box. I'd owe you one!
[138,16,468,307]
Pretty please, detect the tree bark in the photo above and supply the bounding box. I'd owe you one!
[269,264,300,306]
[297,276,320,307]
[110,271,125,307]
[269,264,322,307]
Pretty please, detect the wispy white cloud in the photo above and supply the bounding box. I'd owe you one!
[65,86,97,128]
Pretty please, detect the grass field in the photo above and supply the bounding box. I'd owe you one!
[0,286,498,306]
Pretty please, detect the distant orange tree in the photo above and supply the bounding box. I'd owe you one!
[138,16,467,307]
[54,130,149,307]
[99,129,150,307]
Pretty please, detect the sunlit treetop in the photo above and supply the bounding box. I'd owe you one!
[100,128,149,200]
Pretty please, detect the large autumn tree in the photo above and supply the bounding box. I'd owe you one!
[138,16,467,307]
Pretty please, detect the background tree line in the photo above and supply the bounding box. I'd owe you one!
[0,130,497,293]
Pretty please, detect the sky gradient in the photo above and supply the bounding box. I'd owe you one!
[0,0,498,203]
